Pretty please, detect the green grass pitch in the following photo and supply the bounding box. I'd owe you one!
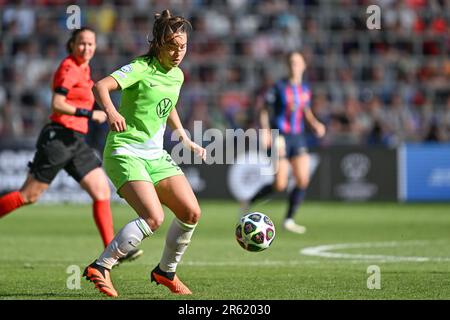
[0,200,450,300]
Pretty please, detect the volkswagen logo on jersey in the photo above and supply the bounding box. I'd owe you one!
[156,98,173,118]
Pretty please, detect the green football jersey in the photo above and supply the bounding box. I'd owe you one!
[105,56,184,159]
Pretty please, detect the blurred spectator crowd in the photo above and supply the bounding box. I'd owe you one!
[0,0,449,150]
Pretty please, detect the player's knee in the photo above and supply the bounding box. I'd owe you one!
[144,215,164,232]
[182,206,201,225]
[19,190,41,204]
[91,190,110,202]
[297,179,309,189]
[273,182,287,193]
[89,183,111,201]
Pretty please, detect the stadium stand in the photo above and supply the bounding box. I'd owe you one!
[0,0,448,150]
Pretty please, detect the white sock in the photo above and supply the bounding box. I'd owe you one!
[284,218,294,224]
[159,218,196,273]
[96,218,152,269]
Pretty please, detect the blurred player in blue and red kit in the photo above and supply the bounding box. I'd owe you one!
[245,51,326,234]
[0,28,141,263]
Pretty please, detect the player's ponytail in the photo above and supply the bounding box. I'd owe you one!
[145,9,191,59]
[66,27,95,54]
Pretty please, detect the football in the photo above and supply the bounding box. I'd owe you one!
[235,212,276,252]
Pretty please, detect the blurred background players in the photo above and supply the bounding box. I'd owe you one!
[245,51,326,234]
[0,27,142,263]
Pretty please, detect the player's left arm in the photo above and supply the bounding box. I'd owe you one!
[167,108,206,161]
[304,107,326,138]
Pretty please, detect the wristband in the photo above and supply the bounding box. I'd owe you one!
[75,109,93,118]
[54,86,69,95]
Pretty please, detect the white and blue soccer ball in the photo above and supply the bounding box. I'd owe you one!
[235,212,275,252]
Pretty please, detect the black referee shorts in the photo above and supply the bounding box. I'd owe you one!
[28,122,102,184]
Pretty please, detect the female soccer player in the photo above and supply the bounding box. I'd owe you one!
[83,10,206,297]
[0,28,142,263]
[246,51,326,234]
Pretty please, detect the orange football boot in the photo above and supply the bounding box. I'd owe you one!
[83,262,118,297]
[150,265,192,295]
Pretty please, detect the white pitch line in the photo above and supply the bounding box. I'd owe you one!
[180,260,320,267]
[300,240,450,263]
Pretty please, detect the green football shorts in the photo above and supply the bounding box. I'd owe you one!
[104,150,183,195]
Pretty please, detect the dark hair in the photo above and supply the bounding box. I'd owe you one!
[66,27,95,54]
[286,50,304,61]
[146,10,191,59]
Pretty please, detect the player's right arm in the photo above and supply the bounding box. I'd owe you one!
[95,60,148,132]
[93,76,127,132]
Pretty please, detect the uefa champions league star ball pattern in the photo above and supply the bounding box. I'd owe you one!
[235,212,275,252]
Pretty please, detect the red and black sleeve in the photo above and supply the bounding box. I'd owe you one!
[53,64,78,96]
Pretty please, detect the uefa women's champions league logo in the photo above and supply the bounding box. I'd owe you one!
[341,153,370,182]
[336,153,377,201]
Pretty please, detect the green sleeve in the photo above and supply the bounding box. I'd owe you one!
[110,58,148,89]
